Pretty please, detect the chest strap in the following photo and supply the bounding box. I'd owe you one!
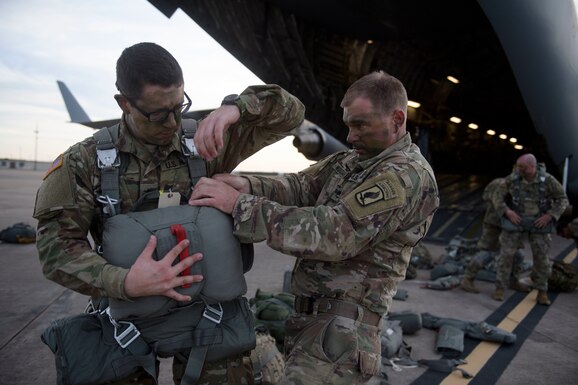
[93,119,206,218]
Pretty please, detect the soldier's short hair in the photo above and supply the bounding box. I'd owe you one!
[115,42,183,100]
[340,71,408,116]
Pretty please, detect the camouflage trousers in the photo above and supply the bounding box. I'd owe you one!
[497,231,552,291]
[476,223,501,251]
[279,313,381,385]
[109,354,253,385]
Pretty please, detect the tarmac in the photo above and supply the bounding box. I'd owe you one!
[0,168,577,385]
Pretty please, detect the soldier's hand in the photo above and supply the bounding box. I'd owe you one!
[189,176,241,214]
[535,213,553,228]
[213,173,251,193]
[505,209,521,224]
[124,235,203,301]
[195,105,241,160]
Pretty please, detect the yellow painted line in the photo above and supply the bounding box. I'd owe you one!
[432,212,461,238]
[439,245,577,385]
[563,247,577,263]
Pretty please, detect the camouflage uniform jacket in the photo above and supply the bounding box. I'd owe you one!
[482,177,505,227]
[492,167,568,220]
[33,84,304,300]
[232,133,439,315]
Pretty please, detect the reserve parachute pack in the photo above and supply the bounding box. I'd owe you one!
[501,165,555,233]
[41,120,256,385]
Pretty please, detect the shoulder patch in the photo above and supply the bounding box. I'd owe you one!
[343,173,405,219]
[44,154,63,180]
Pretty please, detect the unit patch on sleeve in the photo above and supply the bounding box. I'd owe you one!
[343,173,406,219]
[43,154,63,180]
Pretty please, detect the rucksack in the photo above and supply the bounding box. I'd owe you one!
[0,222,36,244]
[548,260,578,292]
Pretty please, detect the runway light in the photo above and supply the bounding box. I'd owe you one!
[408,100,421,108]
[447,76,460,84]
[468,123,479,130]
[486,129,496,136]
[514,144,523,150]
[509,137,517,143]
[499,134,507,140]
[450,116,462,124]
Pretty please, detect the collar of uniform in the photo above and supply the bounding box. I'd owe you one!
[117,116,182,163]
[356,132,412,169]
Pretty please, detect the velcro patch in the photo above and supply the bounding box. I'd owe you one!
[344,173,405,219]
[44,154,63,180]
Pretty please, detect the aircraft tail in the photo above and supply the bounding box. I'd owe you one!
[56,80,92,123]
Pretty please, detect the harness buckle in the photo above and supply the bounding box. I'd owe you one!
[96,148,120,170]
[181,136,198,157]
[84,298,96,314]
[104,307,141,348]
[203,303,223,324]
[97,195,120,216]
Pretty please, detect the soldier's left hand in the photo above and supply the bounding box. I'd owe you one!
[189,176,241,214]
[535,213,553,228]
[195,105,241,160]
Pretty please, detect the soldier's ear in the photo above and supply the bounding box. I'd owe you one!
[115,94,131,114]
[392,110,405,131]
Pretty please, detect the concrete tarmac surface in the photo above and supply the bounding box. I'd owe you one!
[0,168,577,385]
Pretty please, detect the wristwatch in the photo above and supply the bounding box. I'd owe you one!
[220,94,244,115]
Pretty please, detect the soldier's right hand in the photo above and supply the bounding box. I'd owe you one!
[505,208,521,224]
[124,235,203,301]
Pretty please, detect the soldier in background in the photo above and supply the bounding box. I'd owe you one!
[461,177,528,294]
[189,71,440,384]
[492,154,569,305]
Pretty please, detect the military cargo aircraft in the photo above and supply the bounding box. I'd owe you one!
[142,0,578,213]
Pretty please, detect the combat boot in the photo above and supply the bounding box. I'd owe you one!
[492,287,504,301]
[537,291,551,306]
[509,281,530,293]
[460,277,480,293]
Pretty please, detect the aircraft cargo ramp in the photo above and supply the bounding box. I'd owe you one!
[0,168,576,385]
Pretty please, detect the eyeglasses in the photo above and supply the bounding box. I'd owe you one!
[122,91,192,122]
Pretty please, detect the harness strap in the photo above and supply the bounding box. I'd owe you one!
[94,125,121,216]
[181,119,207,186]
[181,303,224,385]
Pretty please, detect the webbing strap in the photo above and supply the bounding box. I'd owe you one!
[180,119,207,186]
[94,125,121,205]
[181,305,223,385]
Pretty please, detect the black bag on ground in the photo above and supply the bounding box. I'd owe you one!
[0,222,36,243]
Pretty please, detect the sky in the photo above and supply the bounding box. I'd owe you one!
[0,0,314,173]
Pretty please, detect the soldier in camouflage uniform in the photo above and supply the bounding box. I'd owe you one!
[492,154,569,305]
[188,71,440,384]
[33,42,305,385]
[461,177,528,294]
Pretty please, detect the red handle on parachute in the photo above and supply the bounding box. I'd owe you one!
[170,224,191,288]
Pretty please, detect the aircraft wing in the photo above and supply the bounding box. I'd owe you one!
[56,80,346,160]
